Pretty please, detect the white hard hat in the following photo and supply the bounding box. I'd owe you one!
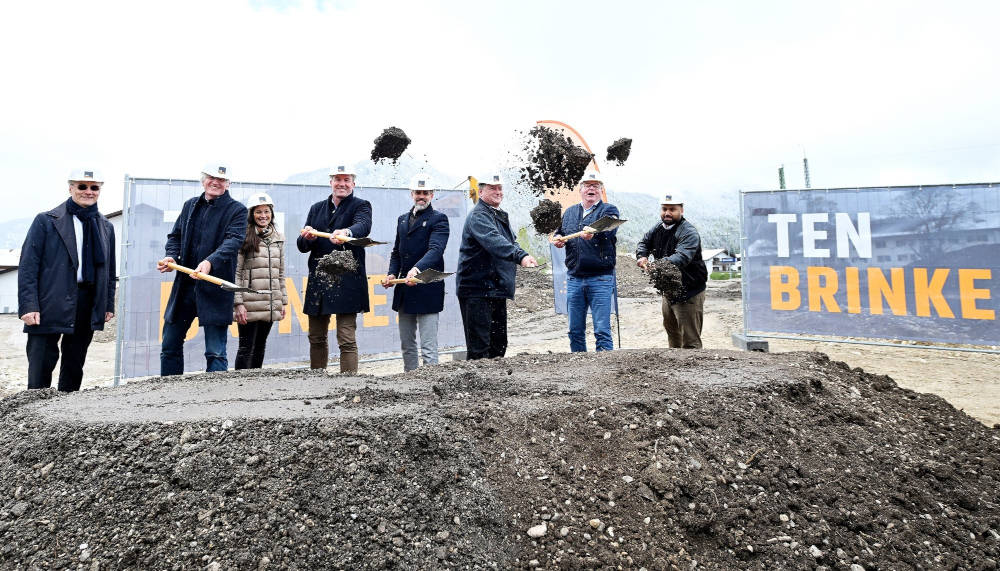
[246,192,275,209]
[659,192,684,206]
[68,168,104,183]
[479,174,502,187]
[329,164,357,178]
[579,170,604,185]
[201,163,231,180]
[408,173,434,192]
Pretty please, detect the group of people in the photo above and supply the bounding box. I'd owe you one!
[17,163,707,391]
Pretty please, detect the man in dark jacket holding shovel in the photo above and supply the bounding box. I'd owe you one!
[456,174,537,360]
[157,163,247,375]
[381,174,450,371]
[18,168,116,391]
[298,164,372,373]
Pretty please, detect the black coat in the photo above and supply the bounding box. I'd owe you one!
[455,200,528,299]
[387,205,450,314]
[296,193,372,315]
[635,218,707,301]
[164,191,248,326]
[18,202,116,334]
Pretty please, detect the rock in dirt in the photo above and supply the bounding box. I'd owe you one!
[526,523,547,538]
[647,258,684,299]
[605,137,632,165]
[529,199,563,235]
[371,126,411,163]
[520,125,594,194]
[315,250,358,285]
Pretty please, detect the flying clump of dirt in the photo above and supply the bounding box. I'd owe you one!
[647,258,684,299]
[606,138,632,165]
[371,127,411,163]
[315,250,358,286]
[519,126,594,194]
[529,199,563,235]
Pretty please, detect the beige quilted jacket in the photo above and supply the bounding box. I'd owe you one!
[234,229,289,322]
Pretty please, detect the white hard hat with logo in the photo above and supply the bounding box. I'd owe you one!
[246,192,275,209]
[408,173,434,192]
[68,168,104,183]
[659,193,684,206]
[479,174,502,187]
[329,164,357,178]
[202,163,231,180]
[579,170,604,185]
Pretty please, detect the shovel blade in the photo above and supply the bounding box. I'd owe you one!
[412,269,454,284]
[219,283,263,294]
[589,216,628,232]
[344,237,387,248]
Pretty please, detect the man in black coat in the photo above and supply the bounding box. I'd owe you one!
[381,174,450,371]
[455,174,537,359]
[18,168,116,391]
[298,164,373,372]
[157,163,247,374]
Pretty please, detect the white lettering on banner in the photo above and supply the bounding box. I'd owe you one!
[768,213,873,259]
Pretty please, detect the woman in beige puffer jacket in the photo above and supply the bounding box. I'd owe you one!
[234,194,289,369]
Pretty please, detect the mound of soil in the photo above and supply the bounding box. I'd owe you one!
[371,127,411,163]
[606,138,632,165]
[520,126,594,194]
[1,350,998,569]
[315,250,358,285]
[529,199,563,235]
[648,259,684,300]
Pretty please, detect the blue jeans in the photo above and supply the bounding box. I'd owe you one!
[161,319,229,376]
[567,274,615,352]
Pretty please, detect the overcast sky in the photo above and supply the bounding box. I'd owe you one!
[2,0,998,220]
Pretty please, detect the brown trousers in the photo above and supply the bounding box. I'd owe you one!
[307,313,358,372]
[661,290,705,349]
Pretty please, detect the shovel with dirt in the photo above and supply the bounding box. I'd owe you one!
[160,261,263,294]
[551,215,627,243]
[303,229,387,248]
[383,268,454,286]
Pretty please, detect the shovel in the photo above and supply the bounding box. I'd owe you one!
[553,216,628,242]
[161,261,263,294]
[383,268,454,286]
[304,229,387,248]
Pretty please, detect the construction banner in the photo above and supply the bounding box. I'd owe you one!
[741,183,999,346]
[116,178,469,379]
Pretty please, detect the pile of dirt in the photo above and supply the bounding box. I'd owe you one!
[606,137,632,165]
[648,259,684,300]
[371,127,411,163]
[1,349,997,568]
[529,199,563,235]
[315,250,358,286]
[513,268,554,314]
[520,126,594,194]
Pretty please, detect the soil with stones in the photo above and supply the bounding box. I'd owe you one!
[647,259,685,300]
[371,127,411,163]
[606,137,633,165]
[529,199,563,235]
[520,126,594,194]
[315,250,358,286]
[1,349,998,569]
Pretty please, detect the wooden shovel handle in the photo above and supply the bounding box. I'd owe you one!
[555,226,596,242]
[384,277,418,286]
[165,262,227,287]
[303,229,346,243]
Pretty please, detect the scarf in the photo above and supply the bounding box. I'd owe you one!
[65,198,105,284]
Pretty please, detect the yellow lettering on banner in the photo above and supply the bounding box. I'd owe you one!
[844,267,861,314]
[867,267,907,316]
[913,268,954,318]
[958,269,995,320]
[806,266,840,313]
[769,266,800,310]
[364,275,389,327]
[159,282,199,342]
[230,322,239,338]
[281,277,310,334]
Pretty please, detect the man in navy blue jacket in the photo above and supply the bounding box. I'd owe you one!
[298,164,372,372]
[18,168,116,391]
[552,171,620,352]
[157,163,247,375]
[381,174,450,371]
[456,174,537,360]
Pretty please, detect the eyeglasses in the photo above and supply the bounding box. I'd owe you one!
[76,184,101,191]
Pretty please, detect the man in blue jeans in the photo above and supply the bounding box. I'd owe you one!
[552,171,621,352]
[157,163,247,375]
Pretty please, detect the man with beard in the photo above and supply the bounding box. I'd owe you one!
[381,174,450,371]
[636,193,707,349]
[18,168,116,391]
[299,164,372,373]
[158,163,248,374]
[456,174,538,360]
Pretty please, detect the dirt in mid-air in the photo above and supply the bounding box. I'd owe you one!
[529,199,563,235]
[371,127,411,163]
[519,126,594,194]
[647,258,685,300]
[315,250,358,286]
[606,137,632,165]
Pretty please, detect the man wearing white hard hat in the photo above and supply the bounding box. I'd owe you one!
[298,164,373,372]
[157,163,248,374]
[17,169,116,391]
[381,174,450,371]
[456,173,538,359]
[552,170,621,352]
[636,192,707,349]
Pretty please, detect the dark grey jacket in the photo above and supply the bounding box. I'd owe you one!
[456,200,528,299]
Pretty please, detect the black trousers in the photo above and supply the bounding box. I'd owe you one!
[26,284,96,392]
[235,321,274,369]
[458,296,508,360]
